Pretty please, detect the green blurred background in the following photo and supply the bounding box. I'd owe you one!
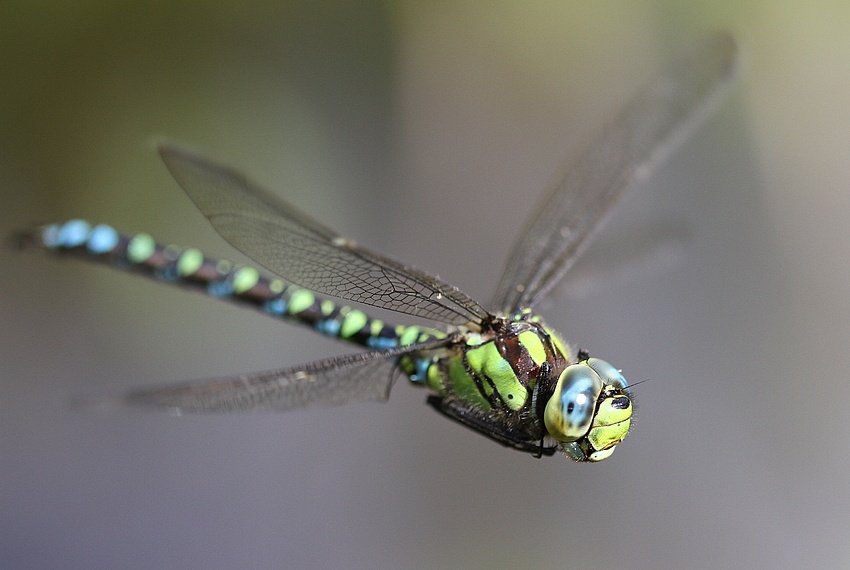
[3,2,849,569]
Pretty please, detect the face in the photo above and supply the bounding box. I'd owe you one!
[543,358,633,462]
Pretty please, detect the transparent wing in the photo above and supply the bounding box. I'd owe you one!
[119,339,450,413]
[158,144,489,327]
[492,33,738,313]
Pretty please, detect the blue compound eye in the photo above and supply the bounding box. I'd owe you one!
[586,358,630,392]
[544,363,603,442]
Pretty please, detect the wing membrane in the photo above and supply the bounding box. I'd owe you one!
[122,339,450,413]
[158,144,489,326]
[492,33,738,313]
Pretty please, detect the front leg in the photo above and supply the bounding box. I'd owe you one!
[426,395,556,457]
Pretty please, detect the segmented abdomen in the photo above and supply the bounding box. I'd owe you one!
[18,220,444,354]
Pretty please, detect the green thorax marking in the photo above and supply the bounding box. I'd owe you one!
[429,316,572,413]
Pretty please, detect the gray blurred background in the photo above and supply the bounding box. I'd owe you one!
[2,2,848,569]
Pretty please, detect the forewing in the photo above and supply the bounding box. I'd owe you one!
[492,33,738,313]
[158,144,489,326]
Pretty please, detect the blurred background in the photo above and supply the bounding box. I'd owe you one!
[2,2,849,569]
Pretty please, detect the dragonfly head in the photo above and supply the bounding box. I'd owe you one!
[543,357,632,462]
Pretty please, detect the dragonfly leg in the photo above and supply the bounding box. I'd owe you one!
[426,396,556,457]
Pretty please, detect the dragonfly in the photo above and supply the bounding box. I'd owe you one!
[16,34,737,461]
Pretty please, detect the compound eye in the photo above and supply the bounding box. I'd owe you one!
[586,358,630,392]
[544,363,603,442]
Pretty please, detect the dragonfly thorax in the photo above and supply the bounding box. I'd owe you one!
[428,315,571,414]
[423,313,633,461]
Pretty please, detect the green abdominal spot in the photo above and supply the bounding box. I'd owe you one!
[340,309,367,338]
[287,289,315,314]
[127,234,155,263]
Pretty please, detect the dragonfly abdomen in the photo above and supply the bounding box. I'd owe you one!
[17,220,443,351]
